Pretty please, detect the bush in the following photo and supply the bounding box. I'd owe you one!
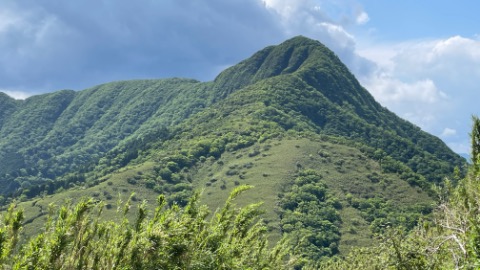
[279,170,341,262]
[127,178,137,185]
[3,186,291,269]
[158,168,172,182]
[145,179,156,189]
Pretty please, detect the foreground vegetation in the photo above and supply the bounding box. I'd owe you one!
[0,117,475,269]
[0,186,291,269]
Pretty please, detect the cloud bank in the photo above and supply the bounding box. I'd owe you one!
[359,36,480,153]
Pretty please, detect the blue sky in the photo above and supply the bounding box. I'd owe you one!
[1,0,479,155]
[359,1,478,41]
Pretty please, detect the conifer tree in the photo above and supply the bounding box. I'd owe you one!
[471,115,480,174]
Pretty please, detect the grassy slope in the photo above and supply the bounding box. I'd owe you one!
[14,137,432,253]
[195,137,432,251]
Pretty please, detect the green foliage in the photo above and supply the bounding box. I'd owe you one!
[279,170,341,266]
[471,115,480,174]
[348,196,430,233]
[0,186,290,269]
[0,79,217,198]
[319,227,449,270]
[0,36,464,202]
[320,116,480,269]
[0,36,468,266]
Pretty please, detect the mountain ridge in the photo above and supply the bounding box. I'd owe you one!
[0,36,466,260]
[0,36,464,196]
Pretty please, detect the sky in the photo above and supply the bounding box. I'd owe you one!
[0,0,478,155]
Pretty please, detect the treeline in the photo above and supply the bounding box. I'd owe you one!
[279,170,342,267]
[0,36,465,209]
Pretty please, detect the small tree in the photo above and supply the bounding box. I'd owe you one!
[471,116,480,174]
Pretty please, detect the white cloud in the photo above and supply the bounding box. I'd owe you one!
[1,0,473,155]
[364,76,445,104]
[392,36,480,84]
[317,22,355,49]
[357,36,480,154]
[262,0,375,78]
[263,0,362,52]
[356,11,369,25]
[260,1,475,155]
[0,0,372,94]
[441,128,457,137]
[2,90,31,100]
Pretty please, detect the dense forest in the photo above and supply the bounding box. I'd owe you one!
[0,36,470,268]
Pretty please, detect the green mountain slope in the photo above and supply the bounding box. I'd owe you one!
[0,36,466,260]
[213,36,462,184]
[0,79,219,196]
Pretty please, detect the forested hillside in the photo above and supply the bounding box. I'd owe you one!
[0,36,467,267]
[0,36,463,199]
[0,79,217,196]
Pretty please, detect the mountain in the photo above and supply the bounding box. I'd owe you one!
[0,79,218,195]
[0,36,466,261]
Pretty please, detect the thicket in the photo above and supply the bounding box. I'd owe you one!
[279,170,341,268]
[0,186,291,269]
[0,115,474,269]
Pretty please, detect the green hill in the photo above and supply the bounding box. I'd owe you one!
[0,36,466,262]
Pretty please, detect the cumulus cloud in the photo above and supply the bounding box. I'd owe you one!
[262,0,375,77]
[358,36,480,153]
[391,37,480,84]
[441,128,457,137]
[356,11,369,25]
[2,0,473,155]
[263,0,364,51]
[365,76,446,104]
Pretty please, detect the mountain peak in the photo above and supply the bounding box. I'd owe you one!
[281,35,324,46]
[213,36,338,97]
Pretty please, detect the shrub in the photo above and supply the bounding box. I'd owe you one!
[3,186,291,269]
[127,178,137,185]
